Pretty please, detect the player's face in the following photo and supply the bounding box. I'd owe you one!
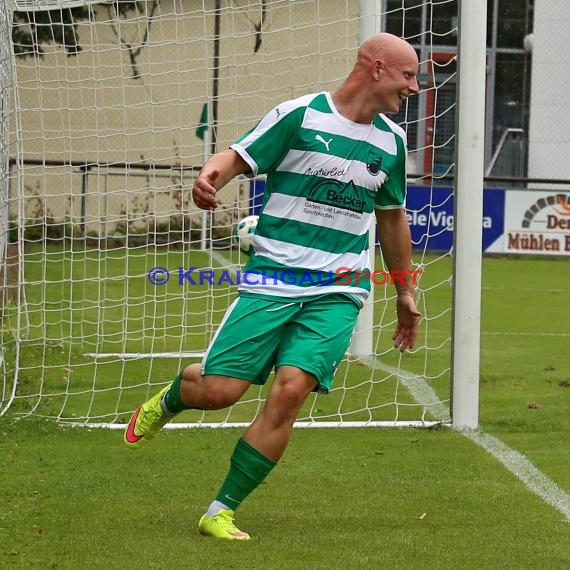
[374,52,419,113]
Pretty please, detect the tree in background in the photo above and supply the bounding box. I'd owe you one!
[11,2,146,60]
[12,6,90,57]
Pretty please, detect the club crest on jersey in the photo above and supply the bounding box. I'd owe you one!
[366,155,383,176]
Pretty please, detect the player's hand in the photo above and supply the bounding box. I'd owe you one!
[392,293,421,352]
[192,168,220,210]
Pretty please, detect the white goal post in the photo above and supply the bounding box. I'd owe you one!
[0,0,484,430]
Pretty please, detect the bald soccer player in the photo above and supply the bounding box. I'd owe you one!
[124,33,421,541]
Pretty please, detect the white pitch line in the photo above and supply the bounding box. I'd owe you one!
[359,356,451,422]
[427,330,570,338]
[465,431,570,522]
[210,250,241,275]
[209,250,570,522]
[482,286,568,294]
[364,357,570,523]
[482,331,570,338]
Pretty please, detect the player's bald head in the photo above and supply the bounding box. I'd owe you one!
[335,32,419,118]
[357,33,417,66]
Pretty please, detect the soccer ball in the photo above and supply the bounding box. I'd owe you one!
[233,215,258,254]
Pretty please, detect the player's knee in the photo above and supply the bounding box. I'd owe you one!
[277,385,305,413]
[273,370,315,411]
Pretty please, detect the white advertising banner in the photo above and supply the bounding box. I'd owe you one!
[487,191,570,256]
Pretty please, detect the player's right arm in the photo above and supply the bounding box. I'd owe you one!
[194,96,305,210]
[192,149,250,210]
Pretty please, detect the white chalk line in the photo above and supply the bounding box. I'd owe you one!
[482,286,568,294]
[210,250,241,276]
[426,330,570,338]
[482,331,570,337]
[363,357,570,523]
[209,250,570,522]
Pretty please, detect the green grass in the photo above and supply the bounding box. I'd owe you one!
[1,423,569,570]
[1,248,569,569]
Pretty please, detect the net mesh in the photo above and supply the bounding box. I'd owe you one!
[1,0,456,426]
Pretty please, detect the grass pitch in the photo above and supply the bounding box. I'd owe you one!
[1,250,569,569]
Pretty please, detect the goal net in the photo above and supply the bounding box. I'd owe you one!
[1,0,460,428]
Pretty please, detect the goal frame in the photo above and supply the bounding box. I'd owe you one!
[451,0,486,429]
[343,0,485,430]
[0,0,485,430]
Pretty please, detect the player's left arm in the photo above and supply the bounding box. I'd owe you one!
[375,207,420,352]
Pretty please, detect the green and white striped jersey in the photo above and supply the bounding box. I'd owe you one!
[231,91,407,306]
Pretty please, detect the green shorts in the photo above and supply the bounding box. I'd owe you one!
[201,293,360,393]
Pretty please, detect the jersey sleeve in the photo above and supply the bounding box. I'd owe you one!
[374,132,407,209]
[230,101,305,176]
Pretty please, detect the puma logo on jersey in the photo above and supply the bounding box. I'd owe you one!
[315,134,333,151]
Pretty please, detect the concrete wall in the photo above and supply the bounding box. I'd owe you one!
[10,0,360,233]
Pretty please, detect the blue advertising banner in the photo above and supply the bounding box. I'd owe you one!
[405,186,505,251]
[249,180,506,252]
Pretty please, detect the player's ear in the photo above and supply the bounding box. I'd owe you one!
[373,59,384,80]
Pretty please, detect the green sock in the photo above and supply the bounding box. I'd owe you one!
[162,373,193,414]
[215,438,277,511]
